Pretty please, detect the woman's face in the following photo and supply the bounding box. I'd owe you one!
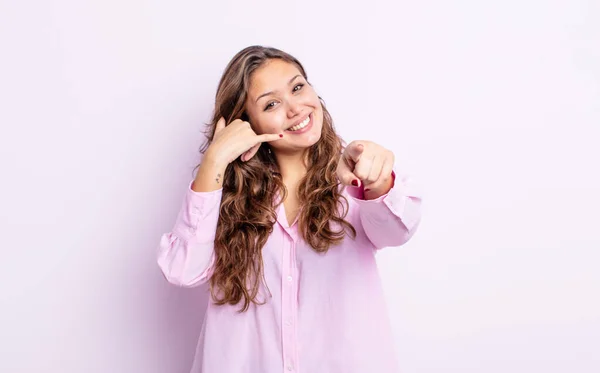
[245,59,323,154]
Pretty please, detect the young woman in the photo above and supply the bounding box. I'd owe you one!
[157,45,422,373]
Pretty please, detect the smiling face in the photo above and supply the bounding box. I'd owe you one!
[244,59,324,154]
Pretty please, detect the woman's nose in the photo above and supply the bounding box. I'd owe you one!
[286,100,302,118]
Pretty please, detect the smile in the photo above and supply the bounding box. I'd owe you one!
[286,113,313,133]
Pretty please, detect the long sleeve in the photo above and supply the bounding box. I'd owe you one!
[347,171,423,250]
[156,181,223,287]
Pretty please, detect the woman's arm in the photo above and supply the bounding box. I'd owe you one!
[156,181,223,287]
[337,141,423,249]
[346,170,422,249]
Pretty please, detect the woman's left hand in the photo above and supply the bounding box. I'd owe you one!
[336,140,395,199]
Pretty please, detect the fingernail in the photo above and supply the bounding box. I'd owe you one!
[279,134,283,138]
[364,188,371,192]
[351,179,359,187]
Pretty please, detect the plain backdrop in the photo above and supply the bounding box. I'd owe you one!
[1,0,598,372]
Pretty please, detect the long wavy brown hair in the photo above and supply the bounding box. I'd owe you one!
[197,45,356,312]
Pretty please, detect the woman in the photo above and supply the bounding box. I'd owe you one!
[157,45,422,373]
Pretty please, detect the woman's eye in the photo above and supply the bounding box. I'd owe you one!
[263,84,304,111]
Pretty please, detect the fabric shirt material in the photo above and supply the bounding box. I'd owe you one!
[157,172,422,373]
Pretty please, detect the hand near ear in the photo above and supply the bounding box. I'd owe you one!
[207,117,283,166]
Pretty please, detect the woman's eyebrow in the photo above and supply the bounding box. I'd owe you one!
[255,74,303,103]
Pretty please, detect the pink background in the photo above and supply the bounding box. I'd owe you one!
[1,0,598,372]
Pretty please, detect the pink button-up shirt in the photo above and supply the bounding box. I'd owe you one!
[157,171,422,373]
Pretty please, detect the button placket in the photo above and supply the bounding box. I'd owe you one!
[281,234,298,373]
[289,240,300,372]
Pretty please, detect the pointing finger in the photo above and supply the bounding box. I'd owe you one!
[345,142,364,163]
[336,156,360,187]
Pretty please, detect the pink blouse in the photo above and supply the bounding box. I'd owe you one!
[157,171,422,373]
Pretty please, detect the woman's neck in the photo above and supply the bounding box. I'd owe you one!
[274,149,308,183]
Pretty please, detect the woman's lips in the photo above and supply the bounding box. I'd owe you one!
[285,113,313,134]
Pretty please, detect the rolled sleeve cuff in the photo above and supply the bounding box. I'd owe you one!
[171,181,223,240]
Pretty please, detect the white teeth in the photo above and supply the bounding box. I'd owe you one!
[288,115,311,131]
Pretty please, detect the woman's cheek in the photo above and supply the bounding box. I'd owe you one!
[260,113,280,133]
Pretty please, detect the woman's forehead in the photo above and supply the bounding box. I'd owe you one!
[249,60,302,93]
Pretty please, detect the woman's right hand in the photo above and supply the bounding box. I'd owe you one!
[205,117,283,166]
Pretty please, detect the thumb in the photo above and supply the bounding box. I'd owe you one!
[336,156,361,187]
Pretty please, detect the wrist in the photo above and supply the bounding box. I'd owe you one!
[192,152,229,193]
